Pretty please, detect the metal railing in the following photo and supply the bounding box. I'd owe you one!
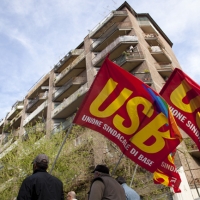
[53,83,88,117]
[114,52,144,66]
[144,33,157,38]
[27,73,48,93]
[150,47,172,63]
[154,63,173,70]
[133,72,152,83]
[91,21,132,50]
[138,18,151,26]
[53,77,87,100]
[51,116,74,135]
[53,78,74,99]
[26,92,48,111]
[150,46,162,52]
[10,110,23,125]
[159,64,173,69]
[89,10,128,37]
[23,101,48,126]
[54,49,84,72]
[55,52,85,84]
[6,101,24,120]
[92,35,138,66]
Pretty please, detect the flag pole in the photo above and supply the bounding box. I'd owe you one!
[111,153,124,176]
[130,164,138,187]
[50,115,75,174]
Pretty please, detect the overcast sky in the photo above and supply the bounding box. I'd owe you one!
[0,0,199,120]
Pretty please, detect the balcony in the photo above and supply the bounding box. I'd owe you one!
[6,101,24,120]
[9,110,23,128]
[114,52,145,72]
[23,101,48,126]
[91,22,132,51]
[144,33,164,49]
[26,92,48,112]
[0,119,4,127]
[27,73,50,99]
[138,18,158,34]
[155,63,173,78]
[92,35,138,67]
[53,76,87,102]
[0,119,5,134]
[184,137,200,159]
[51,116,74,135]
[1,133,10,145]
[133,72,152,85]
[1,129,19,146]
[89,10,128,39]
[52,83,88,119]
[54,49,84,73]
[25,123,45,136]
[149,46,172,63]
[0,139,18,158]
[54,53,86,87]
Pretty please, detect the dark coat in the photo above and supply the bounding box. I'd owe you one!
[88,174,126,200]
[17,169,64,200]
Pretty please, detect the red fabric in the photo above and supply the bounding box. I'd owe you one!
[160,68,200,150]
[73,57,182,173]
[153,150,181,193]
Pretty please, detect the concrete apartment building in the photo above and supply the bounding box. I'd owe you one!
[0,1,200,199]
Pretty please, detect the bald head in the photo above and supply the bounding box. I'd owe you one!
[67,191,76,200]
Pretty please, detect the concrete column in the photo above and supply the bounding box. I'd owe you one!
[45,70,54,138]
[84,35,96,87]
[19,97,28,137]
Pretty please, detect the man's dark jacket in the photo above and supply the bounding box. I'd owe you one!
[17,169,64,200]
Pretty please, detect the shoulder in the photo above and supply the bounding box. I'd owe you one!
[91,179,105,189]
[93,177,104,182]
[23,173,38,182]
[24,171,49,182]
[50,174,63,185]
[19,174,36,188]
[121,183,128,188]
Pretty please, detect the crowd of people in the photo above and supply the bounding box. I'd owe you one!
[16,154,140,200]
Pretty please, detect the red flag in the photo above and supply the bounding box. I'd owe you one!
[73,57,182,172]
[160,68,200,150]
[153,149,181,193]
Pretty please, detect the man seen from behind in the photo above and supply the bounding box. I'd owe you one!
[88,164,126,200]
[17,154,64,200]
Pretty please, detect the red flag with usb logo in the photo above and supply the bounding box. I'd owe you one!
[153,149,181,193]
[160,68,200,150]
[73,57,182,173]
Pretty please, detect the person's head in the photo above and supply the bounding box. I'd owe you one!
[91,164,109,178]
[116,176,126,185]
[67,191,76,200]
[32,154,49,171]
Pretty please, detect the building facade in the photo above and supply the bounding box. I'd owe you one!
[0,2,200,199]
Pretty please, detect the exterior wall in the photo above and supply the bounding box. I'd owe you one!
[127,8,167,92]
